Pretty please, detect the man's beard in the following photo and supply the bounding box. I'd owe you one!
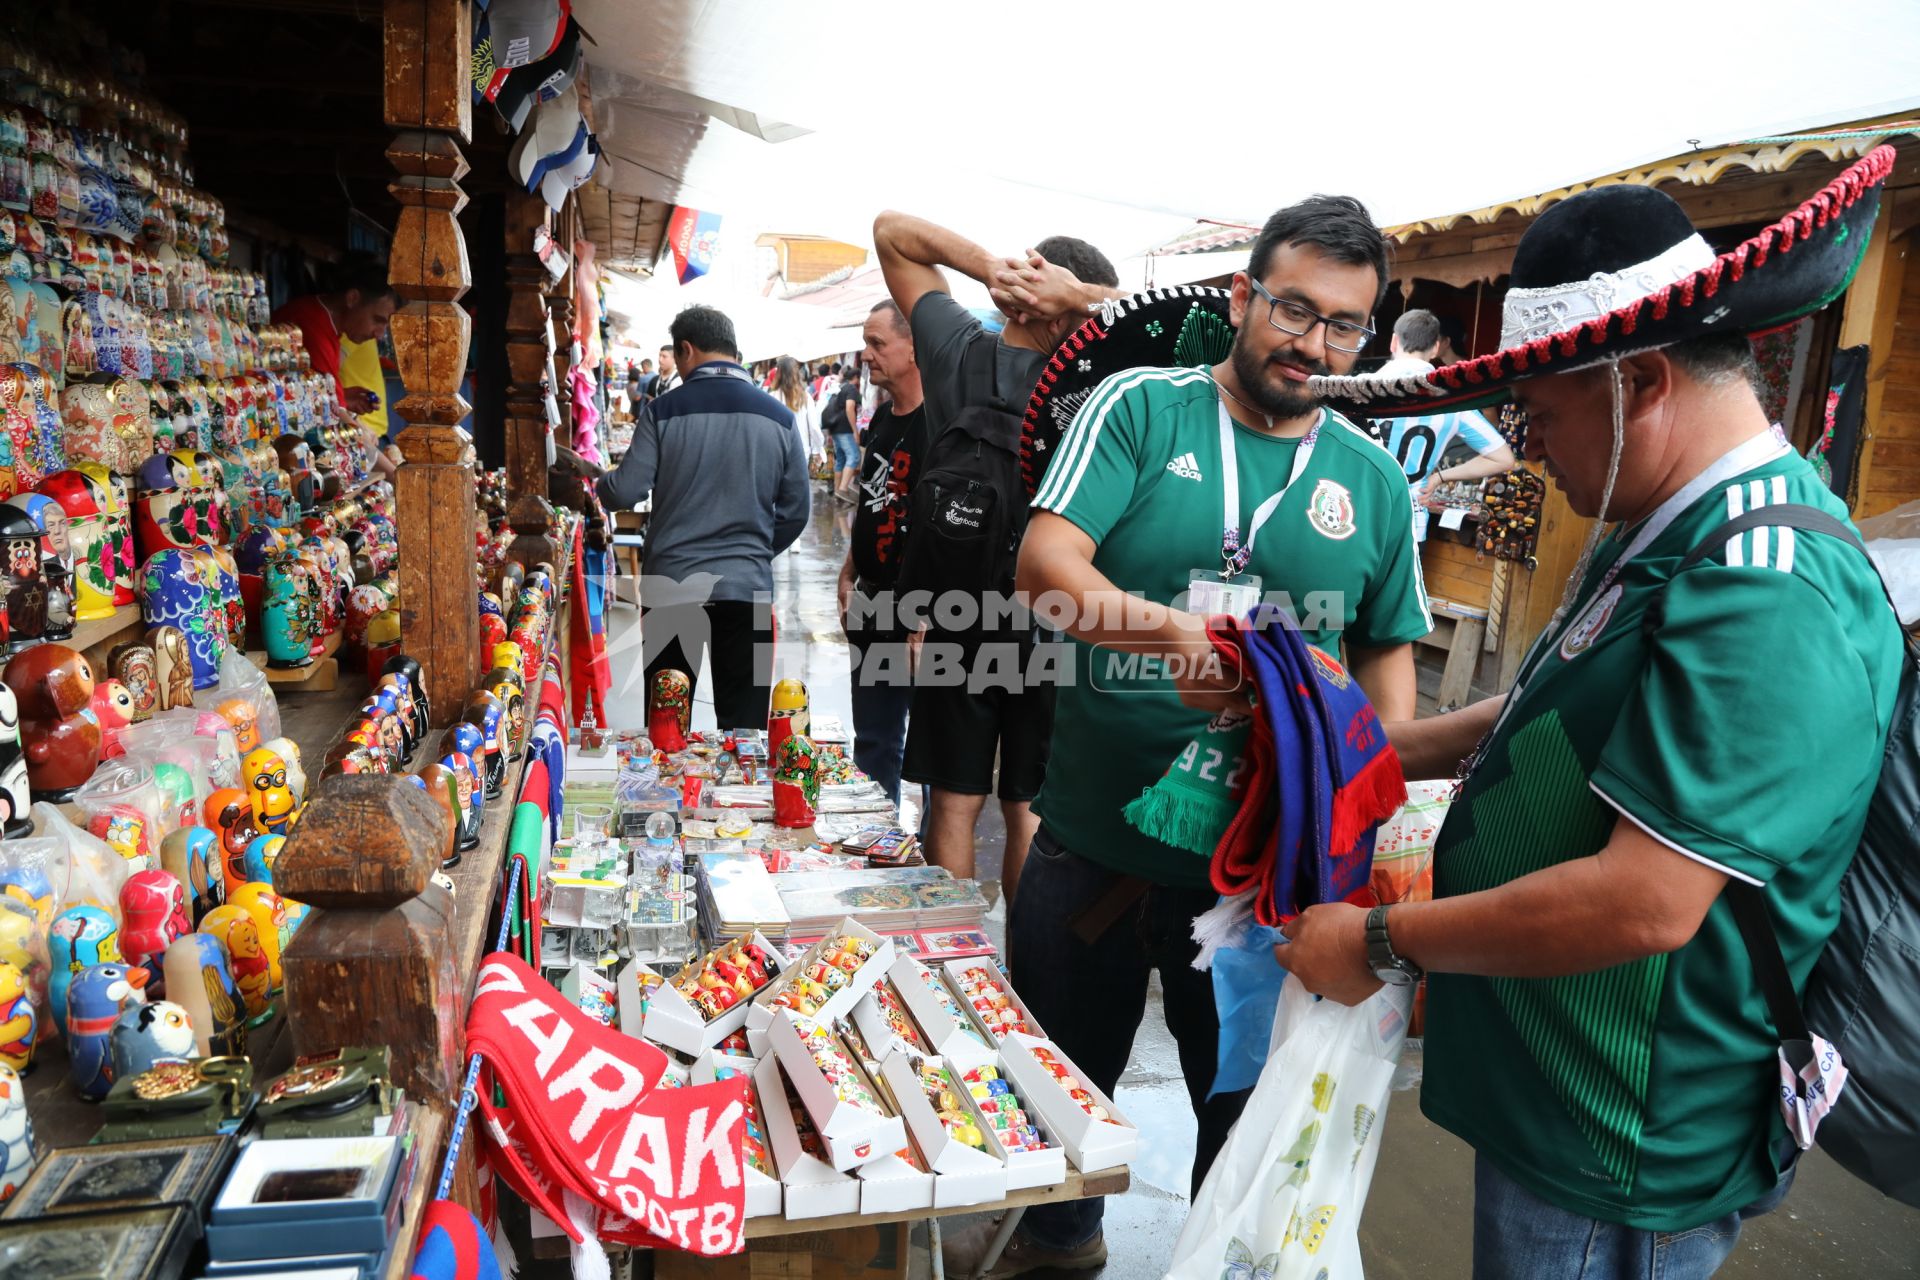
[1229,336,1328,420]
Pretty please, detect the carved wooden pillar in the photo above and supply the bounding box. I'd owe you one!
[503,190,560,571]
[385,0,478,728]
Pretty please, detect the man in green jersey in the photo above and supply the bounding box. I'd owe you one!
[948,196,1431,1278]
[1282,154,1904,1277]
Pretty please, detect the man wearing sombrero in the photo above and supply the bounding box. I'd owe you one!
[1277,147,1906,1276]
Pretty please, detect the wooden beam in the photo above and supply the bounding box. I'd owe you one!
[1843,192,1916,519]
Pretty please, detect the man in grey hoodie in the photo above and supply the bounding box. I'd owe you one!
[596,304,810,731]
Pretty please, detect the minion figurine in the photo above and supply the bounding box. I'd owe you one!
[241,746,298,836]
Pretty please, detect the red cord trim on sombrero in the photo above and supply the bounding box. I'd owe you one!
[1556,330,1580,357]
[1619,298,1643,336]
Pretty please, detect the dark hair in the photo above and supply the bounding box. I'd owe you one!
[640,358,653,370]
[1247,195,1390,305]
[659,343,673,355]
[1033,236,1119,288]
[669,305,739,360]
[1393,309,1442,353]
[323,251,399,305]
[868,298,908,334]
[829,361,842,375]
[1664,333,1759,391]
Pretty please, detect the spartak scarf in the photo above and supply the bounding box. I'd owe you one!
[468,952,750,1257]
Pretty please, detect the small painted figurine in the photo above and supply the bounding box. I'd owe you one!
[118,870,191,983]
[648,668,692,752]
[68,962,146,1101]
[88,677,134,759]
[241,745,297,836]
[162,933,245,1059]
[768,676,809,760]
[0,962,33,1073]
[205,788,260,898]
[198,906,270,1023]
[441,752,483,850]
[146,624,195,710]
[449,724,486,798]
[47,904,119,1039]
[242,834,282,887]
[464,692,506,799]
[108,641,159,723]
[0,685,32,838]
[5,642,101,801]
[109,999,198,1081]
[159,827,223,924]
[263,736,306,806]
[772,733,821,830]
[0,1062,34,1201]
[262,556,312,669]
[415,762,464,866]
[216,696,260,754]
[229,883,289,991]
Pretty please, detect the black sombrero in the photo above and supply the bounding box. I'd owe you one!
[1311,144,1898,417]
[1020,286,1234,497]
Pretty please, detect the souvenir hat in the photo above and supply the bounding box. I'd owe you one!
[508,86,583,190]
[492,17,582,134]
[537,130,600,211]
[1311,144,1898,416]
[1019,286,1232,497]
[472,0,570,103]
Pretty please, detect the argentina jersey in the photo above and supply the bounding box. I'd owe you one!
[1378,409,1507,483]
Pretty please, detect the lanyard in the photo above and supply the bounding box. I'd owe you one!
[1218,399,1319,578]
[1477,426,1791,759]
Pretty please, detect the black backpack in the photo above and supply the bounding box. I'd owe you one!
[821,383,853,434]
[1648,504,1920,1205]
[896,337,1028,606]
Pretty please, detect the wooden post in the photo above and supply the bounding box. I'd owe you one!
[504,191,561,572]
[1838,203,1914,518]
[278,776,462,1106]
[386,0,478,728]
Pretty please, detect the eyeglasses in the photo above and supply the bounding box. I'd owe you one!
[1247,278,1375,353]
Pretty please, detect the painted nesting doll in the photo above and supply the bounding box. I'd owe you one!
[768,676,809,761]
[138,549,225,689]
[0,503,46,652]
[68,962,146,1101]
[37,469,112,621]
[0,962,33,1073]
[204,788,260,899]
[196,550,246,656]
[242,834,282,887]
[118,870,190,981]
[363,610,401,685]
[382,654,428,745]
[772,734,821,830]
[146,624,194,710]
[439,752,482,851]
[241,746,297,836]
[89,678,134,758]
[198,906,269,1023]
[5,643,100,801]
[47,905,120,1039]
[107,642,158,723]
[162,933,244,1058]
[415,763,463,867]
[448,724,485,798]
[77,460,135,605]
[228,883,288,991]
[263,736,306,807]
[648,668,692,752]
[216,696,260,755]
[262,556,311,668]
[7,493,73,643]
[464,691,506,799]
[0,685,32,838]
[0,1062,34,1200]
[373,675,417,765]
[159,826,223,924]
[109,999,197,1081]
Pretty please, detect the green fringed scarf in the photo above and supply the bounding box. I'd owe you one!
[1123,710,1255,856]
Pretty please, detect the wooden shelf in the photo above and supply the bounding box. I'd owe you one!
[67,603,146,667]
[247,630,344,690]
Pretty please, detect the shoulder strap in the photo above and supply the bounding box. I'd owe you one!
[1645,501,1877,1075]
[959,333,1008,412]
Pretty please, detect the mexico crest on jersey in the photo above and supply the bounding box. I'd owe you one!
[1560,583,1623,660]
[1306,479,1356,540]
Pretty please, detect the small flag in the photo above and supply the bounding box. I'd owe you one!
[666,207,722,284]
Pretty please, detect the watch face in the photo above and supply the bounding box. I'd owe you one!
[1374,966,1417,987]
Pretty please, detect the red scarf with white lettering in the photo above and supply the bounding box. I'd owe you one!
[467,952,749,1255]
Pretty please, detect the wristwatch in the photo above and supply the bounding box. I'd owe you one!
[1365,905,1424,986]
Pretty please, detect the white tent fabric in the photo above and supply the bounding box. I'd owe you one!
[575,0,1920,262]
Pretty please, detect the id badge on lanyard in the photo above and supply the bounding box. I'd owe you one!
[1185,397,1317,618]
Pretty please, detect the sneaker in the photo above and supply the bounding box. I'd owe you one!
[941,1219,1107,1280]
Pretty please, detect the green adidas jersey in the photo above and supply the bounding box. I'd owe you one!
[1422,444,1905,1232]
[1030,366,1433,887]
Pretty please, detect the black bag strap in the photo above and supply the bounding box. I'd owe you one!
[959,332,1008,414]
[1648,502,1878,1072]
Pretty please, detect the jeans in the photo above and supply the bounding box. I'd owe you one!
[829,431,859,472]
[1008,827,1250,1251]
[640,599,774,733]
[845,594,912,806]
[1472,1154,1795,1280]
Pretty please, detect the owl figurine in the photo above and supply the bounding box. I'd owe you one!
[0,962,33,1073]
[67,962,145,1101]
[109,999,198,1081]
[0,1062,34,1201]
[162,933,245,1059]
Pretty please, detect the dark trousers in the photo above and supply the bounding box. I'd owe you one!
[1008,827,1250,1250]
[641,599,774,733]
[846,591,912,807]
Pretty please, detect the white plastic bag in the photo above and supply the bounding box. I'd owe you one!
[1165,976,1412,1280]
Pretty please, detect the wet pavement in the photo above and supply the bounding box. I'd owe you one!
[601,481,1920,1279]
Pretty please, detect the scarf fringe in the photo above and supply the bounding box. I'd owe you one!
[566,1189,611,1280]
[1326,748,1410,866]
[1124,784,1237,857]
[493,1220,521,1279]
[1190,891,1258,971]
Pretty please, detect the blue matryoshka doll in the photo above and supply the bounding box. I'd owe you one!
[137,547,226,689]
[67,962,144,1101]
[47,905,120,1039]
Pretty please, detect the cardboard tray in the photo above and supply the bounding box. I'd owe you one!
[767,1009,907,1172]
[998,1033,1138,1173]
[746,917,893,1039]
[876,1053,1007,1208]
[642,930,786,1055]
[938,955,1047,1046]
[690,1051,782,1218]
[885,955,997,1070]
[755,1056,859,1220]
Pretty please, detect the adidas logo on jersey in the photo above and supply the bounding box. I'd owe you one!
[1166,451,1203,481]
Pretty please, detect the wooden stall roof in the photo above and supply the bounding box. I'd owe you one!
[579,180,670,277]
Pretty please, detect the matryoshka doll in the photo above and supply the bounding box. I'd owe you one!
[242,834,282,887]
[89,678,133,758]
[363,610,401,685]
[159,826,223,924]
[373,674,417,764]
[0,963,33,1073]
[241,746,297,836]
[772,734,821,830]
[5,494,71,643]
[37,469,113,620]
[137,549,224,688]
[47,904,120,1039]
[414,762,463,867]
[0,685,31,837]
[133,451,191,558]
[58,377,117,470]
[261,555,310,668]
[0,1061,33,1200]
[768,676,809,762]
[69,964,148,1101]
[463,690,506,799]
[5,642,101,801]
[109,1000,197,1081]
[439,750,483,850]
[76,460,134,604]
[0,503,46,651]
[228,883,288,991]
[204,788,260,899]
[118,869,191,984]
[647,668,692,752]
[146,624,194,710]
[198,905,270,1023]
[382,654,429,745]
[262,736,306,807]
[162,932,244,1058]
[476,591,506,662]
[196,549,246,656]
[216,696,260,755]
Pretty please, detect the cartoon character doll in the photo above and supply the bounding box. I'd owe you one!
[67,962,146,1101]
[0,962,33,1073]
[241,746,297,836]
[198,906,269,1022]
[109,1000,197,1081]
[0,1061,35,1199]
[47,904,118,1039]
[204,788,260,898]
[118,870,190,982]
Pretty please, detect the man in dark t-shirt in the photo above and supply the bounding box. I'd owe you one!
[837,301,924,806]
[825,367,863,503]
[872,210,1122,908]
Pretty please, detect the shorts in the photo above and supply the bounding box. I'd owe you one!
[901,641,1056,801]
[830,431,859,471]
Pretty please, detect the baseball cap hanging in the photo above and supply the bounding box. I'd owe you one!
[508,85,583,189]
[1310,145,1897,416]
[471,0,570,104]
[1020,285,1232,497]
[492,17,583,134]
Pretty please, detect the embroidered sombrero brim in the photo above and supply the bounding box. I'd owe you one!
[1311,144,1897,417]
[1021,286,1233,497]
